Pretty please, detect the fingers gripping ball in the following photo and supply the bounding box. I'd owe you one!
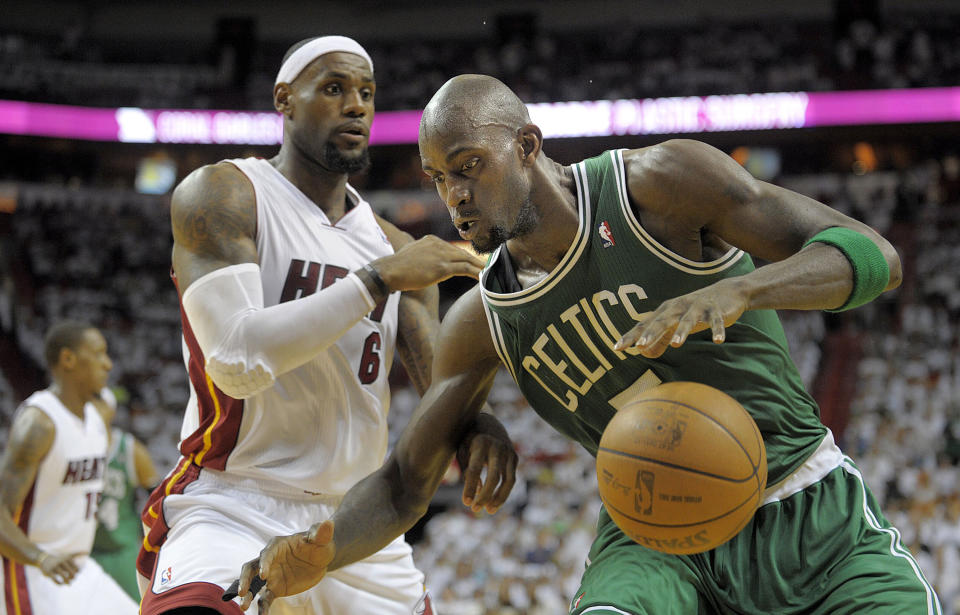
[596,381,767,555]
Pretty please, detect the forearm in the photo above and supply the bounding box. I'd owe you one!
[327,454,449,571]
[328,369,491,569]
[396,287,439,397]
[0,512,43,566]
[734,242,878,312]
[239,275,377,373]
[733,219,902,314]
[182,263,381,398]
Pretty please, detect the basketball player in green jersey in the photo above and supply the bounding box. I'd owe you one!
[233,74,942,614]
[91,391,157,599]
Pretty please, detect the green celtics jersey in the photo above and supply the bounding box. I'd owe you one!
[92,429,142,598]
[479,149,826,484]
[93,429,140,551]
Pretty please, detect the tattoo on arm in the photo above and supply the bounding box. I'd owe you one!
[0,408,54,516]
[170,164,258,285]
[396,287,439,397]
[373,214,440,396]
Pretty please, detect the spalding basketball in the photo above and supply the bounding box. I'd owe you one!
[596,381,767,555]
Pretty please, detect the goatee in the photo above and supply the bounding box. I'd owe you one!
[324,142,370,175]
[472,196,538,254]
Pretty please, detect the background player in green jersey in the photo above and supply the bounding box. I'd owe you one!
[233,74,942,614]
[91,389,157,599]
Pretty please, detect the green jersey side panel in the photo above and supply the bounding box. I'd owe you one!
[92,429,142,598]
[480,149,826,484]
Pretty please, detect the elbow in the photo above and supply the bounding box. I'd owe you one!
[397,468,440,523]
[390,457,446,528]
[396,489,432,527]
[853,227,902,293]
[205,357,275,399]
[883,243,903,291]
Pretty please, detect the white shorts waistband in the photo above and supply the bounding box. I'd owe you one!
[198,468,344,505]
[761,428,844,506]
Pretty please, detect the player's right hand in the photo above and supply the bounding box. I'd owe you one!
[37,552,79,584]
[373,235,485,292]
[234,520,335,614]
[458,413,518,514]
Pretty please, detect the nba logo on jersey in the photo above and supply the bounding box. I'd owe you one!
[573,592,585,609]
[413,590,434,615]
[598,221,615,247]
[160,566,173,585]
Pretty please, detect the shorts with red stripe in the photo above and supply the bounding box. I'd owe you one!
[137,465,434,615]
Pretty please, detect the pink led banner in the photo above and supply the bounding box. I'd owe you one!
[1,87,958,145]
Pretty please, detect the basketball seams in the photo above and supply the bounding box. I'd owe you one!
[620,396,759,475]
[597,447,756,483]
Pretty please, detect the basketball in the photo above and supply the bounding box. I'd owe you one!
[596,381,767,555]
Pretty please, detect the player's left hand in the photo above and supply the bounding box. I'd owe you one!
[614,279,748,358]
[457,412,517,514]
[227,520,335,614]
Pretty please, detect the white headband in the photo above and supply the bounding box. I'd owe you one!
[275,36,373,86]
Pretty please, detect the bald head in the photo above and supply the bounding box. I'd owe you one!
[420,75,531,143]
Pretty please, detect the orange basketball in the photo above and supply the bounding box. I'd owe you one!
[596,381,767,555]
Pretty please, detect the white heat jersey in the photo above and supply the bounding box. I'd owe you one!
[13,390,107,555]
[174,157,400,496]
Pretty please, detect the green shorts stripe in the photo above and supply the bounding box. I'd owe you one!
[841,457,941,615]
[580,606,633,615]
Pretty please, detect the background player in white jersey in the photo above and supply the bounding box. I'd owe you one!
[136,36,517,615]
[0,321,138,614]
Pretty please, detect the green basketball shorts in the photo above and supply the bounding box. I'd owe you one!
[571,448,941,615]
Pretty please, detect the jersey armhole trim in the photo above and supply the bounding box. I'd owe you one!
[611,149,743,275]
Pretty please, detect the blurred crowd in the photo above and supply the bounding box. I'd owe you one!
[2,10,960,111]
[844,163,960,614]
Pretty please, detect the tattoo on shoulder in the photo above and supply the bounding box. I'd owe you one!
[3,408,54,472]
[172,166,256,258]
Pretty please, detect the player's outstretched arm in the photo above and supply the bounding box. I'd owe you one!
[170,165,487,399]
[615,139,902,357]
[377,216,518,512]
[232,288,504,612]
[0,407,79,584]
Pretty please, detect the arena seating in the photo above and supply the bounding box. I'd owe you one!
[2,12,960,111]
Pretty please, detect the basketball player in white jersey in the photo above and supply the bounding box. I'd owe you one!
[0,321,138,614]
[136,36,517,615]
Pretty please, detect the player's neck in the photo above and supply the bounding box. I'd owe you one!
[508,162,579,276]
[48,381,89,418]
[269,152,351,221]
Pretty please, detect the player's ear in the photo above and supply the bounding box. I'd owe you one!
[274,83,293,116]
[58,347,77,370]
[518,124,542,167]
